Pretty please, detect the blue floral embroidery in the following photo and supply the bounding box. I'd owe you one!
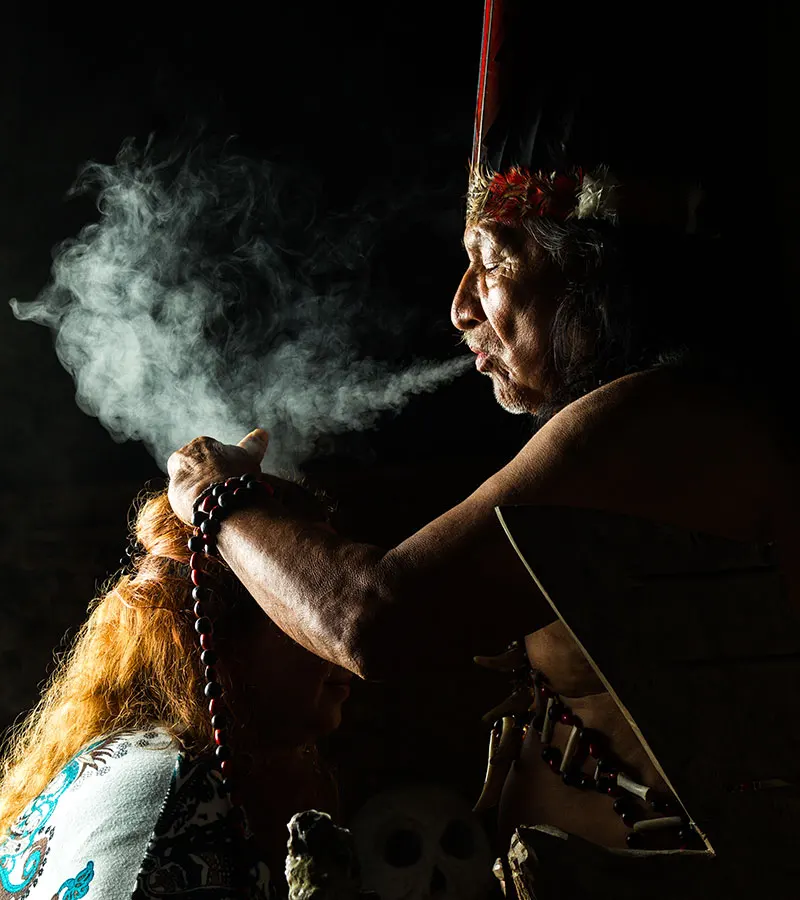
[0,734,129,898]
[0,761,80,896]
[52,861,94,900]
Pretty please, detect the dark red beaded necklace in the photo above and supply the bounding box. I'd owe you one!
[188,471,273,809]
[489,641,699,850]
[531,676,694,848]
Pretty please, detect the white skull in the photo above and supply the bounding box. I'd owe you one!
[351,784,494,900]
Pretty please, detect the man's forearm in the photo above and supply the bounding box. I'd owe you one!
[216,503,390,678]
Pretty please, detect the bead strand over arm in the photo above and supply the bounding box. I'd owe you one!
[188,472,274,808]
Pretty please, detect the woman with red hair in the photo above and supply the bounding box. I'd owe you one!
[0,490,352,898]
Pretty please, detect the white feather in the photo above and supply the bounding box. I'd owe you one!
[575,166,620,222]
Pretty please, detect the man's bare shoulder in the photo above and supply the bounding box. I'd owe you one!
[545,368,767,439]
[498,367,786,538]
[559,367,779,457]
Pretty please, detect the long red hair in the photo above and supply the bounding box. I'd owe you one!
[0,490,218,836]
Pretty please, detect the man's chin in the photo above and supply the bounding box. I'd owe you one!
[491,377,539,415]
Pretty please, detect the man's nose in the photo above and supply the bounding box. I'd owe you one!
[451,268,486,332]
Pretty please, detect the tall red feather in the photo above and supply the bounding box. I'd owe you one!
[471,0,505,173]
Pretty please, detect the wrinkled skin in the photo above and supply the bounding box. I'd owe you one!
[452,222,564,414]
[168,220,566,523]
[167,429,266,524]
[167,428,331,530]
[167,220,793,858]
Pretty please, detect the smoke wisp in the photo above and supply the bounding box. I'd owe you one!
[10,139,469,472]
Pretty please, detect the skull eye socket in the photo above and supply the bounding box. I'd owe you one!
[440,819,475,859]
[384,828,423,867]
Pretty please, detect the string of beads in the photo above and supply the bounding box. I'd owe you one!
[529,672,696,848]
[495,641,700,850]
[188,471,274,808]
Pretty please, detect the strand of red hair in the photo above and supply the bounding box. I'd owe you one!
[0,491,213,837]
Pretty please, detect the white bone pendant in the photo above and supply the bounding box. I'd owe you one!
[559,726,581,773]
[480,686,534,727]
[540,697,556,745]
[473,644,527,672]
[632,816,684,833]
[617,773,652,802]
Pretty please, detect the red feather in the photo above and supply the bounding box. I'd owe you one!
[471,0,505,173]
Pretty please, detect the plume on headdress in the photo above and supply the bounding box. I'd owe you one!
[468,1,738,233]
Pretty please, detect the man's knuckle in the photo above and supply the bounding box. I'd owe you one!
[191,436,217,454]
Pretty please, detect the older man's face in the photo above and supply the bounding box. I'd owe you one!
[452,221,562,414]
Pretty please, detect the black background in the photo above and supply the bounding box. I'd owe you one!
[0,0,527,812]
[0,1,791,816]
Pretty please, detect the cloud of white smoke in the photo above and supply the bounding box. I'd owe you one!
[10,139,468,472]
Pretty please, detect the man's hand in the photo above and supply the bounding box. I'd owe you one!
[166,428,268,524]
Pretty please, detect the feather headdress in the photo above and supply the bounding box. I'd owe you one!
[467,0,726,233]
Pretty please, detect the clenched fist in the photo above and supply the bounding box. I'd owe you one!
[167,429,268,524]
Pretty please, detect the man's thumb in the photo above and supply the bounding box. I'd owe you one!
[237,428,269,460]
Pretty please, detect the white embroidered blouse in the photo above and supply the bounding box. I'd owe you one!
[0,728,275,899]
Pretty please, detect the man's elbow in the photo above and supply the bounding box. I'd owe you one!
[340,572,402,682]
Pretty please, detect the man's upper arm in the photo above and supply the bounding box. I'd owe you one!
[366,398,606,671]
[367,371,766,674]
